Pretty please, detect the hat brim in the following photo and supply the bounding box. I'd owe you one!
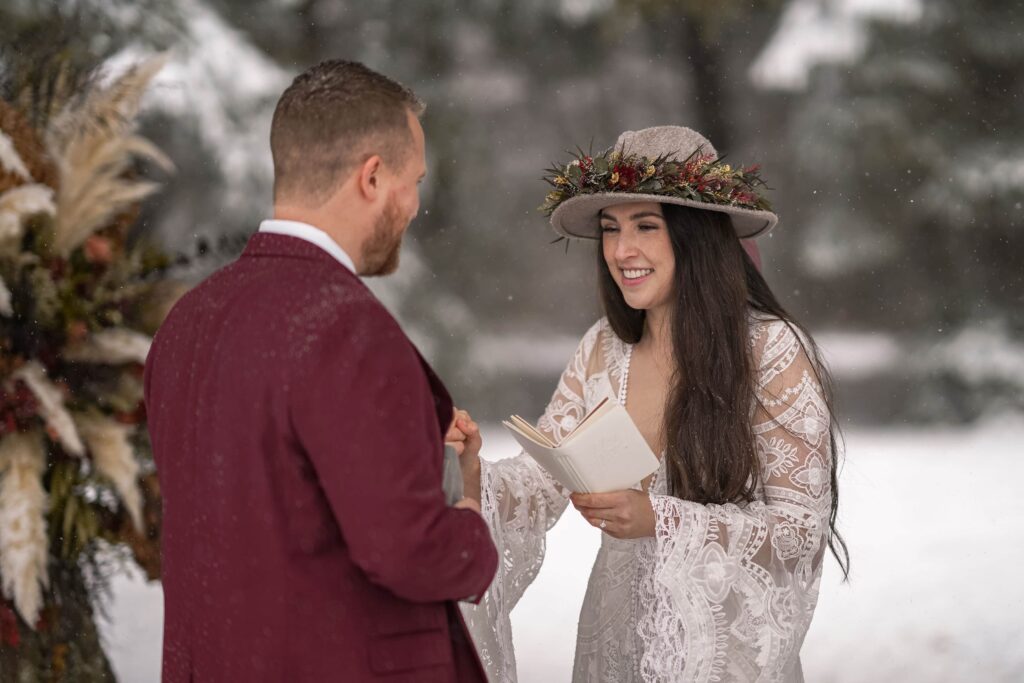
[549,193,778,240]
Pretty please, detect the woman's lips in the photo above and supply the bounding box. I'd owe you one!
[621,268,653,287]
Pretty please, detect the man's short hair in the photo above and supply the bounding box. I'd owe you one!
[270,60,424,204]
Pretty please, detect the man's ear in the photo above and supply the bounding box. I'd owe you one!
[357,155,383,202]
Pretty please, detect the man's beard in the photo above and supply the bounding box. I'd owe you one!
[361,196,405,277]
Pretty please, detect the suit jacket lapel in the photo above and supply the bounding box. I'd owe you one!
[413,348,454,440]
[245,232,453,441]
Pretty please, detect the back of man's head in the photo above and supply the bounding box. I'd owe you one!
[270,60,424,206]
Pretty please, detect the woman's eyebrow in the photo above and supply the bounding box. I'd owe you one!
[598,210,665,222]
[629,211,665,221]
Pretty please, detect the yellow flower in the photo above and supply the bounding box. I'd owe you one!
[555,175,570,185]
[610,172,620,185]
[610,151,622,162]
[644,165,656,178]
[546,191,561,202]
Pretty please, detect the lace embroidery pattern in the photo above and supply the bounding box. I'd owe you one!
[462,316,832,683]
[461,321,602,681]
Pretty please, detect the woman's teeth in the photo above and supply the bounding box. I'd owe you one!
[623,268,653,279]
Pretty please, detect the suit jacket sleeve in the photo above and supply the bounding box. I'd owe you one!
[288,303,497,604]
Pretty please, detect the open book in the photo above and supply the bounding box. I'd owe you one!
[502,398,660,493]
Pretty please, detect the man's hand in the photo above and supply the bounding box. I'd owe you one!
[570,490,656,539]
[446,408,482,504]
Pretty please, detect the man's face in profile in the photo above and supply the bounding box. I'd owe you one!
[360,110,426,277]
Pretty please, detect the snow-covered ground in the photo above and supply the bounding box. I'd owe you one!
[102,418,1024,682]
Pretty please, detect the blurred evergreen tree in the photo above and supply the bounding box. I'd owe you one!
[613,0,785,150]
[783,0,1024,419]
[786,0,1023,331]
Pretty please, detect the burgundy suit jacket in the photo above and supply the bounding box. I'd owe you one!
[144,233,497,682]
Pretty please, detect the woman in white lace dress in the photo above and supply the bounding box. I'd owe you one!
[451,126,849,682]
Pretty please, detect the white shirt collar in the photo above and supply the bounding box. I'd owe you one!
[258,219,357,274]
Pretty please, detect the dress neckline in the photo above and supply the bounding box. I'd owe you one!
[609,332,662,490]
[618,342,634,407]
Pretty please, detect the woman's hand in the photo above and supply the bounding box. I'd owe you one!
[445,408,482,504]
[570,490,656,539]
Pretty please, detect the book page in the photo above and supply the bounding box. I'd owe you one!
[504,416,556,448]
[560,397,613,446]
[502,402,658,493]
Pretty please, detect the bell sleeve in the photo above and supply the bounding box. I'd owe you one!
[460,321,602,683]
[638,319,833,682]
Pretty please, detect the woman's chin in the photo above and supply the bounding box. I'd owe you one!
[621,293,653,311]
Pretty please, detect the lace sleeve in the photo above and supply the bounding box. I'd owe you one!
[638,319,832,682]
[461,321,601,683]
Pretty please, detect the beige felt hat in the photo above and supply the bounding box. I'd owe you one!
[546,126,778,240]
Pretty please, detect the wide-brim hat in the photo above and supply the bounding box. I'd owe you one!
[545,126,778,240]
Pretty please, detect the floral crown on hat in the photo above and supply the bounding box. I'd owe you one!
[540,146,773,218]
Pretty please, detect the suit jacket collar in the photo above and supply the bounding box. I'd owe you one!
[242,232,358,277]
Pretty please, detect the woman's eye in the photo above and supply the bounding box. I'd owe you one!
[600,225,619,233]
[638,223,659,231]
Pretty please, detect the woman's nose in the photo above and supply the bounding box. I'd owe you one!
[615,230,640,261]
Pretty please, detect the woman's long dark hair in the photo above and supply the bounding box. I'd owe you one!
[598,203,849,579]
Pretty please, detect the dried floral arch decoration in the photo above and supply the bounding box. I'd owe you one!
[0,53,174,672]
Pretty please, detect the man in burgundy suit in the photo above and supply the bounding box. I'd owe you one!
[144,60,497,682]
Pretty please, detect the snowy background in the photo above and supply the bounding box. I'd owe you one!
[102,416,1024,682]
[6,0,1020,422]
[3,0,1023,680]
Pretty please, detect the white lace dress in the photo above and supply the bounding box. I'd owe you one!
[461,316,832,682]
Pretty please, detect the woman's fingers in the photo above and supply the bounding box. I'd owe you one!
[570,491,624,510]
[578,506,619,525]
[581,512,621,536]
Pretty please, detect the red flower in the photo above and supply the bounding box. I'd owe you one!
[0,380,41,436]
[0,600,20,648]
[83,235,114,265]
[48,257,68,279]
[67,320,89,344]
[612,163,639,189]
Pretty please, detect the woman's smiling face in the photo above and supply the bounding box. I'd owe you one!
[599,201,676,313]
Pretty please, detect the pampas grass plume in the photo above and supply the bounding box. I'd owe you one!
[13,361,85,457]
[0,276,11,317]
[0,130,32,182]
[74,413,143,532]
[0,183,56,246]
[62,327,153,365]
[0,431,50,626]
[47,53,173,256]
